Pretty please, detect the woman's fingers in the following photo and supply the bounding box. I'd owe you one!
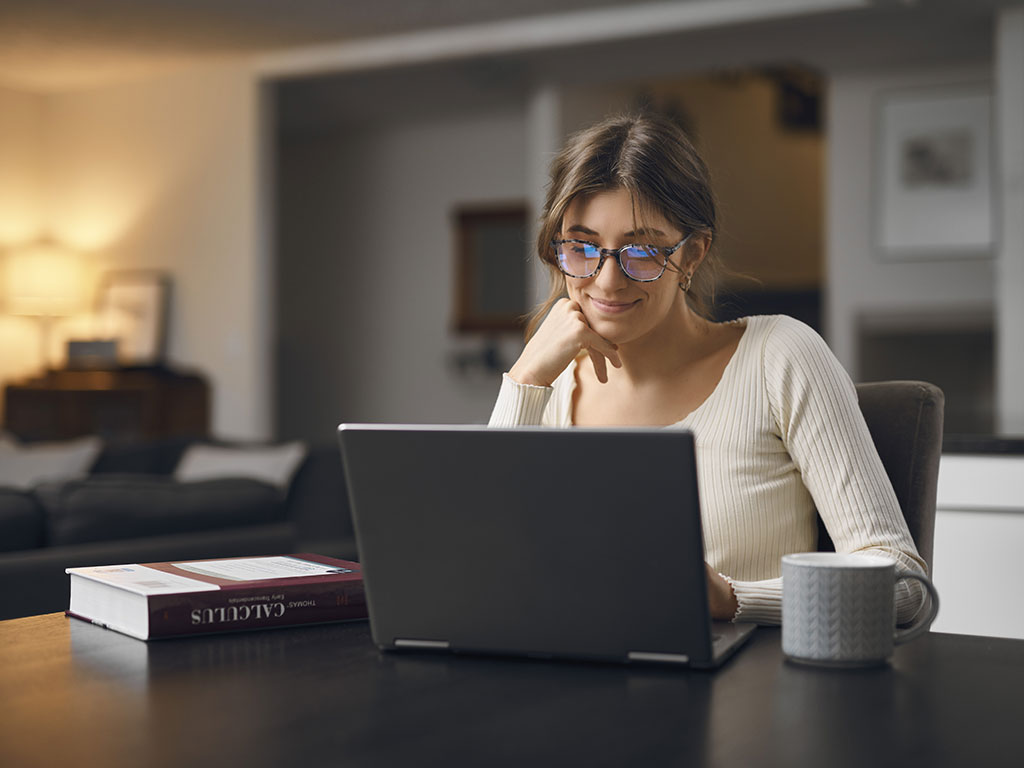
[588,349,609,384]
[578,325,621,384]
[507,298,622,387]
[587,334,621,370]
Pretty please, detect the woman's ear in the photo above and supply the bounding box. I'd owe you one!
[685,232,712,272]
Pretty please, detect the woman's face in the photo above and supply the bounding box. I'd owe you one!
[561,187,691,346]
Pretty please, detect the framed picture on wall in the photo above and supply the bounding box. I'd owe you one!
[453,204,529,333]
[874,85,993,260]
[96,271,170,366]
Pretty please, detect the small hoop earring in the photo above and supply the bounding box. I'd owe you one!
[680,273,693,292]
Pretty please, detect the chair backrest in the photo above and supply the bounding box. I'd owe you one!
[816,380,944,573]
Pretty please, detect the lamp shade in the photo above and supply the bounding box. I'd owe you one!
[5,240,83,317]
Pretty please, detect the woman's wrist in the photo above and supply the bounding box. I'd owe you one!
[706,567,739,621]
[717,573,739,620]
[507,362,553,388]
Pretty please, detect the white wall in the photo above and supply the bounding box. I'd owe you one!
[932,454,1024,640]
[0,87,46,411]
[995,8,1024,434]
[525,85,562,309]
[825,64,996,374]
[0,65,270,440]
[276,106,527,436]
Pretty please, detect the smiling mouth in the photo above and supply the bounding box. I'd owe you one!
[589,297,639,314]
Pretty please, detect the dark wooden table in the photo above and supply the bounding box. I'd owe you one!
[3,368,208,441]
[2,613,1021,767]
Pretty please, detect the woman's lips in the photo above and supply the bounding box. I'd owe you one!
[589,296,639,314]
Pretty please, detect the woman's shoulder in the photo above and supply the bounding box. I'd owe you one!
[738,314,831,358]
[738,313,819,340]
[750,315,855,409]
[734,314,845,392]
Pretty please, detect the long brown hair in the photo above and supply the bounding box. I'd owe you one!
[528,111,719,337]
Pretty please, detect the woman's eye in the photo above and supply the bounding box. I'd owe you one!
[629,246,657,259]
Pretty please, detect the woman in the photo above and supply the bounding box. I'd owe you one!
[488,112,927,624]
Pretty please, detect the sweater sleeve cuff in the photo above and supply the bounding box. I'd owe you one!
[727,575,925,627]
[727,576,783,625]
[487,373,554,427]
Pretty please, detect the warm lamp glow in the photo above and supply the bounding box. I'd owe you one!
[6,240,84,317]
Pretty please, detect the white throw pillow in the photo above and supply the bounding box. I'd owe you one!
[0,433,102,490]
[174,442,308,491]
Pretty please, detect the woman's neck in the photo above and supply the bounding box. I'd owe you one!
[606,300,716,385]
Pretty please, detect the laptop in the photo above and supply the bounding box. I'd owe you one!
[337,424,755,668]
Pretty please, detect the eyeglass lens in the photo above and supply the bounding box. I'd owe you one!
[555,242,667,281]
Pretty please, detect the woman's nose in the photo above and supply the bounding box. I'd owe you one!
[595,253,630,290]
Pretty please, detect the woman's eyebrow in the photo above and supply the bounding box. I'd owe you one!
[566,224,669,238]
[566,224,599,236]
[623,227,667,239]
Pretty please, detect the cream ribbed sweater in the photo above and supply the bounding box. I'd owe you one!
[488,314,927,625]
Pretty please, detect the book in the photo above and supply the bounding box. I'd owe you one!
[66,553,366,640]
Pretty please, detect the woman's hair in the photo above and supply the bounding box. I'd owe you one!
[528,111,719,337]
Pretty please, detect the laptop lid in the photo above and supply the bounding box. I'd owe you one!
[337,424,753,667]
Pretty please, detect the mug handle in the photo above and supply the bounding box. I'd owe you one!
[893,571,940,645]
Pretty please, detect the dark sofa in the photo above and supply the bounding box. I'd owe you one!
[0,439,356,620]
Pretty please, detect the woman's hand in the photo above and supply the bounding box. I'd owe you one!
[508,299,622,387]
[706,564,738,621]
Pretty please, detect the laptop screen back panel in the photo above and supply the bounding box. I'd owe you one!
[339,426,714,665]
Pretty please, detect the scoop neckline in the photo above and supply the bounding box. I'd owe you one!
[565,315,754,428]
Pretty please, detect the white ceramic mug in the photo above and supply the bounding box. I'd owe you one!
[781,552,939,667]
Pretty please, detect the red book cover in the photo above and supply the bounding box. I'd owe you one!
[66,554,366,640]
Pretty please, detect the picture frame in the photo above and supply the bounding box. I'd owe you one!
[874,85,993,260]
[453,204,529,333]
[95,270,170,366]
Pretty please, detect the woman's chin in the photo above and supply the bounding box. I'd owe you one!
[585,317,635,346]
[578,301,647,345]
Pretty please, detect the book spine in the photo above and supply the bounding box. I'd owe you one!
[146,579,366,638]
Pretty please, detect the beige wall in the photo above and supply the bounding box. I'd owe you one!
[0,66,270,440]
[649,75,823,290]
[0,87,47,409]
[559,74,824,291]
[0,88,43,246]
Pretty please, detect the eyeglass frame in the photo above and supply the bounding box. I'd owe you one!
[550,233,693,282]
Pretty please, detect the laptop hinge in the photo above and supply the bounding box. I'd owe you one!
[627,651,690,664]
[394,639,451,650]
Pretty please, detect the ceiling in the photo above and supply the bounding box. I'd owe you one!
[0,0,670,91]
[275,0,998,135]
[0,0,1016,93]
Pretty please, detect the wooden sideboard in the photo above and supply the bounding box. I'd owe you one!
[3,367,209,442]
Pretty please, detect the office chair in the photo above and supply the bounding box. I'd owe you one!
[816,380,945,573]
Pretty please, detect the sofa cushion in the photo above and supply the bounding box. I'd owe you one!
[35,475,286,546]
[0,434,102,490]
[0,489,45,551]
[174,442,308,491]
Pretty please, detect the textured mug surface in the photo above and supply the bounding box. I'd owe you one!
[781,553,938,667]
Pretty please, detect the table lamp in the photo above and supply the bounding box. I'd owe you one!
[5,238,84,373]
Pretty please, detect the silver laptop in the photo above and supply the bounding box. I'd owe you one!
[337,424,755,668]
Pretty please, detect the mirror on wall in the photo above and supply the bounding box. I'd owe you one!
[452,204,529,333]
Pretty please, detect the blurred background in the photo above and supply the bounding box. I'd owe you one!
[0,0,1021,446]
